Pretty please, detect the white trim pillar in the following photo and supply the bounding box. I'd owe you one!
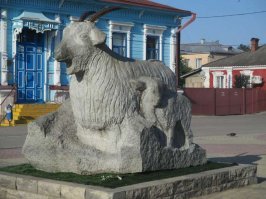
[54,15,61,86]
[159,35,163,61]
[227,67,233,88]
[126,31,131,58]
[1,9,8,85]
[202,67,210,88]
[143,28,147,60]
[109,24,113,50]
[170,28,177,72]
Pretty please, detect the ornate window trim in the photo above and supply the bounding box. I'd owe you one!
[143,24,167,61]
[109,21,134,58]
[212,71,226,88]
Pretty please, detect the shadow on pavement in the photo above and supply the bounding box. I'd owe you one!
[258,177,266,183]
[210,154,266,184]
[208,153,264,165]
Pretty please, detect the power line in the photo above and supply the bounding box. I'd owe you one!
[198,10,266,19]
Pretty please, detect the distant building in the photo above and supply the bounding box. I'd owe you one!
[181,39,242,70]
[0,0,193,104]
[202,38,266,89]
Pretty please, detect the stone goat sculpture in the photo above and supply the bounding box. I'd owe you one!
[23,8,206,174]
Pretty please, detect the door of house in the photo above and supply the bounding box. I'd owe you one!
[16,28,44,103]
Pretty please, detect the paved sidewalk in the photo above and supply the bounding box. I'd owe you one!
[0,125,28,167]
[192,112,266,198]
[0,112,266,198]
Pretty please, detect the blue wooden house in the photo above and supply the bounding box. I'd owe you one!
[0,0,193,104]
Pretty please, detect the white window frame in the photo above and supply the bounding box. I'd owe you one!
[216,76,225,88]
[195,58,202,68]
[109,21,134,58]
[212,71,226,88]
[143,24,166,61]
[112,32,127,57]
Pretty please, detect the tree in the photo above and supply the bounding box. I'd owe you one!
[237,44,250,52]
[178,57,193,87]
[234,74,250,88]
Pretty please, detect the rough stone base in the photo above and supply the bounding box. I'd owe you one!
[0,164,257,199]
[22,101,206,174]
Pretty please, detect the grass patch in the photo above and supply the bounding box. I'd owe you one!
[0,162,236,188]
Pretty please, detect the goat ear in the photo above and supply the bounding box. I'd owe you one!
[89,27,106,46]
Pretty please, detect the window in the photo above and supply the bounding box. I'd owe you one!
[146,36,159,60]
[212,71,226,88]
[112,33,127,57]
[109,21,134,58]
[143,24,166,61]
[216,76,224,88]
[184,59,190,67]
[195,58,202,68]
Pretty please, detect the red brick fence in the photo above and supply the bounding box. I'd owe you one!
[183,88,266,115]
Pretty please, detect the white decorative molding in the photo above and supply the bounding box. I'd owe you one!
[212,71,226,88]
[240,70,253,76]
[1,9,8,85]
[55,14,61,23]
[227,67,233,88]
[202,67,210,88]
[170,28,177,72]
[144,24,167,35]
[69,16,79,23]
[12,11,59,33]
[212,71,224,76]
[109,21,134,58]
[143,24,167,61]
[54,28,62,86]
[12,27,23,79]
[43,31,48,102]
[240,70,254,86]
[252,76,262,84]
[206,65,266,69]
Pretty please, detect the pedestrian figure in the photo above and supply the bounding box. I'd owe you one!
[5,104,13,126]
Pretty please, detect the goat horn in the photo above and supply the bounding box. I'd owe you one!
[79,11,96,22]
[88,7,122,22]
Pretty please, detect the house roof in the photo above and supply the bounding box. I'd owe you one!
[99,0,192,15]
[202,45,266,67]
[180,68,202,79]
[181,40,242,55]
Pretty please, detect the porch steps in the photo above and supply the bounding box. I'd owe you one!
[0,104,61,126]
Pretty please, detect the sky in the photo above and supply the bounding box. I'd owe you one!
[153,0,266,47]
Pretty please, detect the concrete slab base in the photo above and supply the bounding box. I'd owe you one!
[0,164,257,199]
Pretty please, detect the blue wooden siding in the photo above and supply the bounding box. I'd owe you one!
[131,24,144,60]
[163,28,172,65]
